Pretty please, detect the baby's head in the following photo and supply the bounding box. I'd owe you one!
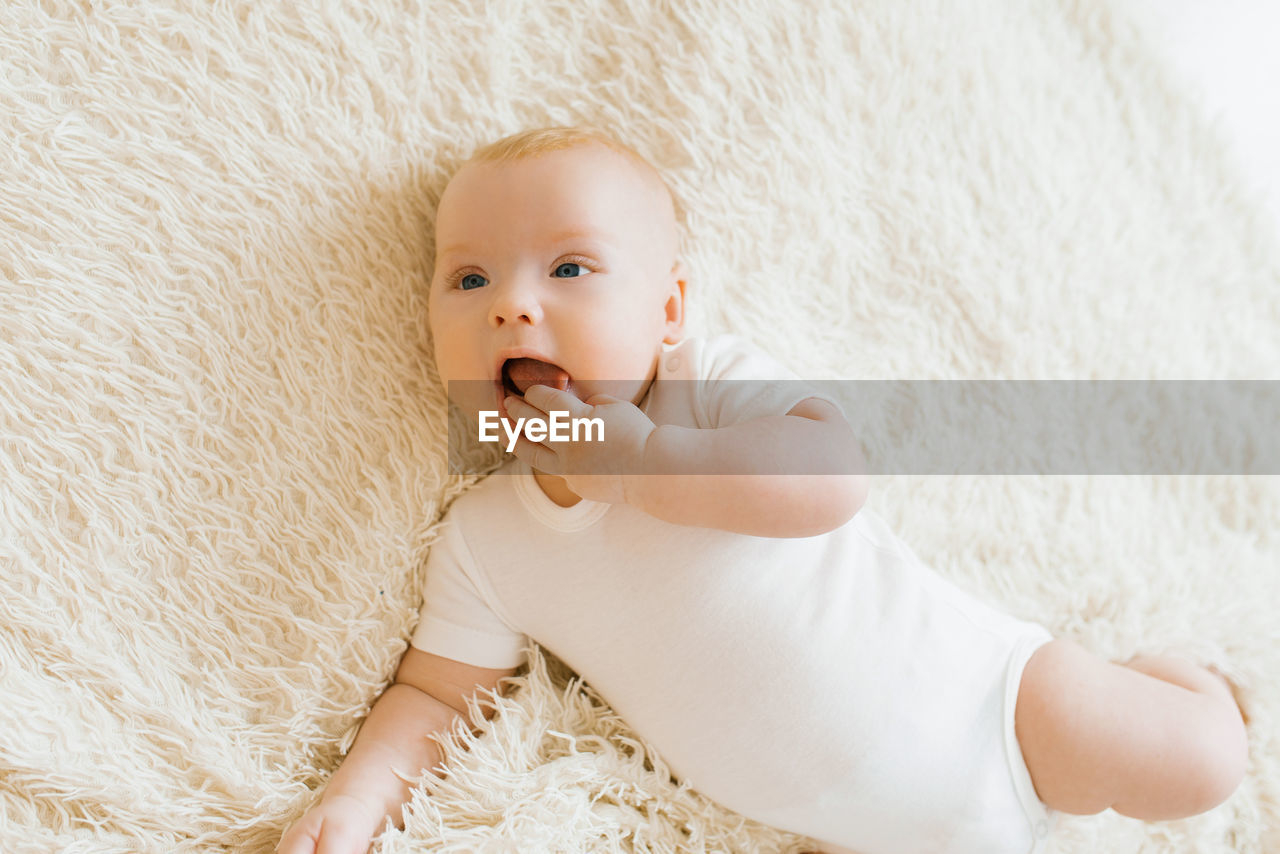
[428,127,686,424]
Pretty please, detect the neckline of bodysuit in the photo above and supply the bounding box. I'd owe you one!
[512,460,610,532]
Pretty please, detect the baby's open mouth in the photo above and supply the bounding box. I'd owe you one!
[498,358,573,422]
[501,357,571,397]
[502,358,571,395]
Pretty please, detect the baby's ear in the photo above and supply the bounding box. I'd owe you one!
[662,260,688,344]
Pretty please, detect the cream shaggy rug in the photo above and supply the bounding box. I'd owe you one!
[2,1,1278,852]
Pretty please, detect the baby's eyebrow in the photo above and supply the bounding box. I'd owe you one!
[548,229,600,244]
[434,232,616,270]
[547,232,619,258]
[436,243,472,260]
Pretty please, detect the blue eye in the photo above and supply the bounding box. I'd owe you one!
[458,273,487,290]
[553,262,588,278]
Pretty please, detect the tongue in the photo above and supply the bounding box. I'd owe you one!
[506,358,570,394]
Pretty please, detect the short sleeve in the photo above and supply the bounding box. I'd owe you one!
[695,335,841,428]
[411,518,528,669]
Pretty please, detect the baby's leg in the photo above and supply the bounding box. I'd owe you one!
[1014,638,1248,820]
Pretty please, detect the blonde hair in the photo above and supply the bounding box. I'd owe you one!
[465,126,681,222]
[471,126,647,169]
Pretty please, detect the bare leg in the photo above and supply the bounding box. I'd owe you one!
[1015,639,1248,820]
[1123,653,1249,724]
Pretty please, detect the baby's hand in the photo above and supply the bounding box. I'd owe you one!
[504,384,655,505]
[276,793,383,854]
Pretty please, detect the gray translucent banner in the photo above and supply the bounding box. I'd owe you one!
[447,380,1280,475]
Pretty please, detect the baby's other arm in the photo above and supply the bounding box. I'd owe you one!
[277,648,517,854]
[507,387,867,537]
[635,396,868,537]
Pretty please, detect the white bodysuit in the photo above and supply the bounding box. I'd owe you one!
[413,336,1056,854]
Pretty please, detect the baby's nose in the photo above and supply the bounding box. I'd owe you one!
[488,284,544,327]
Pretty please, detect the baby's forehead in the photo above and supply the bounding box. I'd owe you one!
[438,143,677,234]
[461,143,664,197]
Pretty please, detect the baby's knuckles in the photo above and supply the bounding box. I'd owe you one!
[552,396,654,490]
[562,410,650,500]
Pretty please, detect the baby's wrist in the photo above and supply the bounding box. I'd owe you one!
[621,427,658,511]
[625,424,690,513]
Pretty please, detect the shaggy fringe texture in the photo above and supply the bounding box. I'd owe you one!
[2,1,1277,852]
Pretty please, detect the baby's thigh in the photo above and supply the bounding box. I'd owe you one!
[1013,638,1242,818]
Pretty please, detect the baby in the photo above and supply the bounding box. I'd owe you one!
[278,127,1249,854]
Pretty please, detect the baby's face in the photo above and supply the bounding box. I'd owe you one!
[428,143,684,424]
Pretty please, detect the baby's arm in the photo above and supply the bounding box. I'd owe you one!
[277,648,517,854]
[509,387,867,537]
[635,396,868,536]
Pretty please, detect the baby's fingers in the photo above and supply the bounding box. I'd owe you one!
[314,823,374,854]
[503,394,544,421]
[276,815,320,854]
[523,384,590,417]
[510,435,561,474]
[278,796,379,854]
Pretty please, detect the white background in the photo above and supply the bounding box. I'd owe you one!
[1132,0,1280,239]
